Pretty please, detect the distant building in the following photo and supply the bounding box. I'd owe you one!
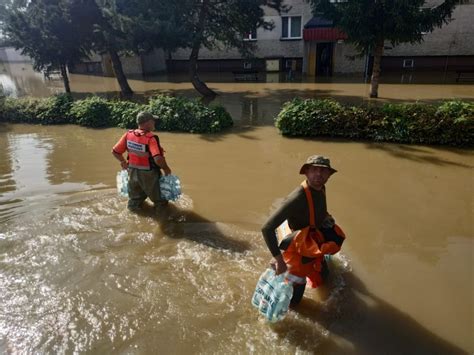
[69,0,474,78]
[0,47,32,63]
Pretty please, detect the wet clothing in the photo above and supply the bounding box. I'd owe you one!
[262,184,328,257]
[262,181,345,303]
[112,129,166,209]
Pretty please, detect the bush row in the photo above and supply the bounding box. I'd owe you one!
[0,94,234,133]
[275,99,474,147]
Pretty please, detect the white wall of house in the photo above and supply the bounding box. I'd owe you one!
[171,0,312,61]
[385,3,474,56]
[333,42,366,73]
[0,47,32,62]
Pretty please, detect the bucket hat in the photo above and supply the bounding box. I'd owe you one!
[299,155,337,175]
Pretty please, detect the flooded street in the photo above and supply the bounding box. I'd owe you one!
[0,122,472,354]
[1,62,473,353]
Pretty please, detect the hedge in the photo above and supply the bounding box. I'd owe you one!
[275,99,474,147]
[0,94,234,133]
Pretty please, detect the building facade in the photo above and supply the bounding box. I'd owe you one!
[167,0,474,77]
[69,0,474,78]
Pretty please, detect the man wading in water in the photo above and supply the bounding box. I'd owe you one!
[112,111,172,211]
[261,155,346,305]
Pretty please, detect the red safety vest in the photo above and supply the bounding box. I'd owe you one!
[126,130,162,170]
[280,180,346,288]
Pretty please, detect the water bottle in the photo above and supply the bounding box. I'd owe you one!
[116,170,129,198]
[265,273,293,322]
[251,268,274,308]
[159,175,182,201]
[251,269,294,322]
[272,279,293,322]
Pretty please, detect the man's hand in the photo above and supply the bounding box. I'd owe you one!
[270,254,288,275]
[120,160,128,170]
[163,167,171,176]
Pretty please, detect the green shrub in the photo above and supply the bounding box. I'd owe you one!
[0,97,43,123]
[275,99,474,147]
[147,95,233,133]
[1,94,233,133]
[108,100,144,128]
[70,96,112,127]
[36,94,74,124]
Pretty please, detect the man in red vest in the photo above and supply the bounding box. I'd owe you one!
[112,111,172,211]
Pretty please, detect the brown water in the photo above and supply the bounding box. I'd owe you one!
[0,122,472,354]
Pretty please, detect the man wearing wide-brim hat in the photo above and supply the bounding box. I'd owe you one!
[112,111,172,211]
[261,155,345,305]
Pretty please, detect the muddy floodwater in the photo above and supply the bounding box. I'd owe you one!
[0,62,473,353]
[0,122,472,354]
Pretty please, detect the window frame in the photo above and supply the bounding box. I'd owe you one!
[243,28,257,42]
[403,59,415,68]
[281,16,302,40]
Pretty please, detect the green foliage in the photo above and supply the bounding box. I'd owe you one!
[36,94,74,124]
[4,0,89,93]
[70,96,112,127]
[275,99,474,147]
[0,94,234,133]
[108,100,143,128]
[147,95,233,133]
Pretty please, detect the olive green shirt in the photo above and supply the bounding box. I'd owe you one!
[261,184,328,257]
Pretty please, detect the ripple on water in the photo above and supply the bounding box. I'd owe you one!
[0,190,353,353]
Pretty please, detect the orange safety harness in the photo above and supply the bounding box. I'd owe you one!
[280,180,346,288]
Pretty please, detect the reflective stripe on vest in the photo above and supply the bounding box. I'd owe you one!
[126,130,155,170]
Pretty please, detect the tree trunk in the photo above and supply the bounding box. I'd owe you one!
[60,63,71,93]
[189,45,216,98]
[108,48,133,96]
[369,39,384,98]
[188,0,216,98]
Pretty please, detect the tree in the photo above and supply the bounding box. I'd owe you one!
[71,0,139,96]
[158,0,286,97]
[310,0,458,98]
[4,0,88,93]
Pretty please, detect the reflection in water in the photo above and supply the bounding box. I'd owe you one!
[0,129,94,224]
[0,124,472,353]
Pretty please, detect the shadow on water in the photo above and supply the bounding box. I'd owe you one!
[129,202,252,254]
[365,142,474,169]
[272,271,467,355]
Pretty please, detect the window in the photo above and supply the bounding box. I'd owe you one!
[403,59,414,68]
[243,61,252,69]
[244,28,257,41]
[282,16,302,39]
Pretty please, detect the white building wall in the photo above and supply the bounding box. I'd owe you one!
[0,47,32,62]
[171,0,312,60]
[385,3,474,56]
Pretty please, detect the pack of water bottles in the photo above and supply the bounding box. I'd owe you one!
[116,170,129,198]
[159,174,182,201]
[251,268,293,322]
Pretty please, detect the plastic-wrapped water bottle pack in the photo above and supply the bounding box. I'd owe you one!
[159,174,182,201]
[251,268,294,322]
[116,170,129,198]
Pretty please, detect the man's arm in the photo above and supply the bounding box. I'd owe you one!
[112,151,128,170]
[153,155,171,175]
[261,196,298,275]
[112,133,128,169]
